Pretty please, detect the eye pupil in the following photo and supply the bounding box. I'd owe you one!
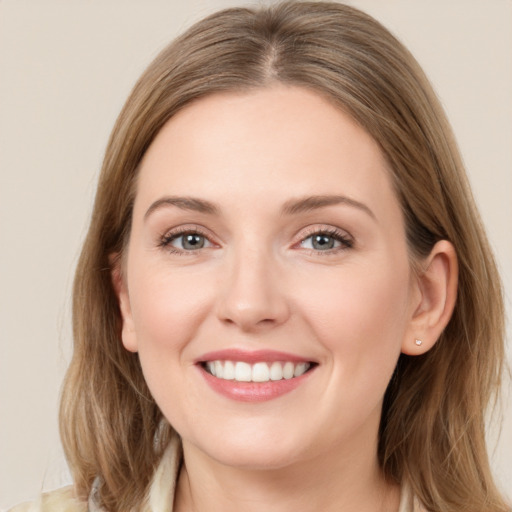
[183,234,205,250]
[312,234,334,250]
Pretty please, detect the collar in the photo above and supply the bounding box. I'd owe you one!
[87,435,182,512]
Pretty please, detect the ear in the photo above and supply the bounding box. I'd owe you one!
[402,240,458,355]
[110,253,138,353]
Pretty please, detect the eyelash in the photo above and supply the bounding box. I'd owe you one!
[298,227,353,255]
[158,226,353,256]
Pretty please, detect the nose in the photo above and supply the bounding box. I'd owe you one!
[216,246,291,332]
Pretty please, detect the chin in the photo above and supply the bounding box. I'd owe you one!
[184,427,308,471]
[212,446,303,471]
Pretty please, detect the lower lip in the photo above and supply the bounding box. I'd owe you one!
[198,365,314,402]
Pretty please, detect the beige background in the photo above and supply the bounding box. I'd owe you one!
[0,0,510,509]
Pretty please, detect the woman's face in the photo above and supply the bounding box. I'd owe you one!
[117,86,421,469]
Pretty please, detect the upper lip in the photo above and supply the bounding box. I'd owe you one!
[195,349,315,364]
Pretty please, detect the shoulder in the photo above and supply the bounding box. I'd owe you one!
[8,486,87,512]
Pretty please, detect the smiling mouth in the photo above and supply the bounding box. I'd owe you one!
[201,360,315,383]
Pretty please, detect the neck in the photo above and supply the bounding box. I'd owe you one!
[174,435,400,512]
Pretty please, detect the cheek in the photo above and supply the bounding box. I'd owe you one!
[297,257,411,373]
[125,262,218,426]
[127,260,215,359]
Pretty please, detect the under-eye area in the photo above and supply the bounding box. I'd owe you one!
[200,360,318,382]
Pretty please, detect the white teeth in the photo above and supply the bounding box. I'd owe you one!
[206,361,216,376]
[235,362,252,382]
[252,362,270,382]
[294,362,309,377]
[223,360,235,380]
[204,360,311,382]
[283,362,295,380]
[270,361,283,381]
[214,360,223,379]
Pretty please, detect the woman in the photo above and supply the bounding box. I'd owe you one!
[11,2,509,511]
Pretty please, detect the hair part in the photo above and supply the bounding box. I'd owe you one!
[60,2,507,511]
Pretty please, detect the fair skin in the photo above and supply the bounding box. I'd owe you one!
[114,86,457,512]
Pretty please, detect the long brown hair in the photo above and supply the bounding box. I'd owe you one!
[60,2,508,511]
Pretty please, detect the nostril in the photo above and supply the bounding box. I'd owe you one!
[217,298,291,331]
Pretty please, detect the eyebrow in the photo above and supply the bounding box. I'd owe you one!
[281,195,376,220]
[144,194,375,221]
[144,196,219,220]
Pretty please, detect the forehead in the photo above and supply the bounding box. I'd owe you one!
[135,85,399,220]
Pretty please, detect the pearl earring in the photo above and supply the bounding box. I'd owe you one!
[415,339,423,346]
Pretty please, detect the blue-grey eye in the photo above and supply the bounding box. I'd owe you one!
[301,231,351,251]
[311,234,337,250]
[172,233,207,250]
